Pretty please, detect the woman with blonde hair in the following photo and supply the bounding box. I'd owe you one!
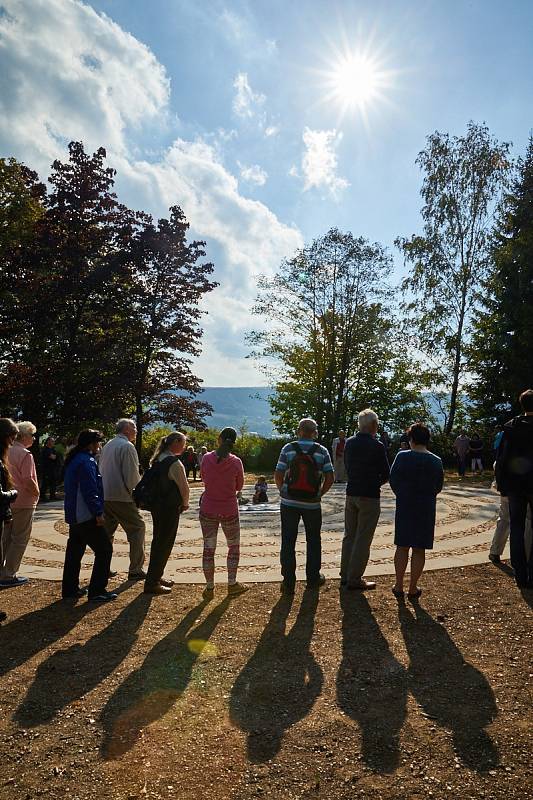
[144,432,190,595]
[199,427,247,599]
[0,418,21,619]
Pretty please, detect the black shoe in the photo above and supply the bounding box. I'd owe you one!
[488,554,501,564]
[62,588,87,599]
[108,570,118,578]
[88,591,118,603]
[280,581,295,596]
[128,571,147,581]
[307,573,326,589]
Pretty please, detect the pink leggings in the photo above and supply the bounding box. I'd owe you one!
[199,513,241,586]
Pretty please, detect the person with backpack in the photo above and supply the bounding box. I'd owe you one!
[275,418,334,594]
[340,408,390,591]
[142,432,189,595]
[62,430,116,603]
[199,427,247,600]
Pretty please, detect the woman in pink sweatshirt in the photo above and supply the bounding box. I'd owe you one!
[199,427,247,599]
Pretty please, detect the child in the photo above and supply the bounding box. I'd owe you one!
[253,476,268,504]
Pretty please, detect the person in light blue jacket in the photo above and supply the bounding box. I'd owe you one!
[62,430,116,603]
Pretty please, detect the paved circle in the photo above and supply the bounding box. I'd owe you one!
[19,483,501,584]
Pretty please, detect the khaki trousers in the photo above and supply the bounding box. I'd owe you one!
[340,495,381,585]
[104,500,146,574]
[334,456,347,482]
[1,507,35,578]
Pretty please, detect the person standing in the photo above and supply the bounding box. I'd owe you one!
[340,409,390,591]
[454,432,470,477]
[470,433,484,474]
[199,427,247,599]
[0,421,39,586]
[489,494,532,565]
[144,432,190,595]
[40,436,59,501]
[275,418,334,594]
[98,419,146,579]
[390,423,444,600]
[183,446,199,481]
[331,431,347,483]
[62,430,116,602]
[495,389,533,588]
[198,446,208,472]
[0,418,19,618]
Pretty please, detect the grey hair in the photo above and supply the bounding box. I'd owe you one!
[358,408,379,432]
[116,418,136,433]
[298,418,318,437]
[16,421,37,440]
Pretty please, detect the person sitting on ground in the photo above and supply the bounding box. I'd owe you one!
[340,408,390,591]
[199,427,247,599]
[144,432,190,595]
[40,436,59,502]
[0,418,19,620]
[495,389,533,589]
[252,476,268,504]
[469,432,484,474]
[275,418,334,594]
[62,430,116,603]
[0,421,40,587]
[390,422,444,601]
[98,418,146,580]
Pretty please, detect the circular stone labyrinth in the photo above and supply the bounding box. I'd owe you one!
[20,483,502,584]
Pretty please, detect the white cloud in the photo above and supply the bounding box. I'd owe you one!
[298,127,350,197]
[0,0,302,385]
[239,162,268,186]
[265,125,280,137]
[232,72,265,119]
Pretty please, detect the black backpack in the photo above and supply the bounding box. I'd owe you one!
[133,456,181,511]
[286,442,321,500]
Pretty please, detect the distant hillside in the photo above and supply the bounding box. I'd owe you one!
[200,387,275,436]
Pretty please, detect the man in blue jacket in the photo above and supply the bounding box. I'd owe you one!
[62,430,116,602]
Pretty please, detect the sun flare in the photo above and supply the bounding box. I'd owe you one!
[332,54,380,109]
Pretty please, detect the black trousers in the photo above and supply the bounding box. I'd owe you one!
[145,504,180,588]
[508,493,533,586]
[62,518,112,598]
[280,504,322,588]
[41,470,57,499]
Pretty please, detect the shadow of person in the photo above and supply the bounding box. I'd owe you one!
[399,602,499,771]
[100,596,229,760]
[0,598,93,679]
[14,591,153,727]
[336,591,407,774]
[230,587,323,763]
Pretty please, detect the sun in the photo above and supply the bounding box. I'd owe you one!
[331,54,380,110]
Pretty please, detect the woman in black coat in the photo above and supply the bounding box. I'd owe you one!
[390,422,444,601]
[0,418,19,621]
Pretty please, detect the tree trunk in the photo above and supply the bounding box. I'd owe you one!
[445,281,468,435]
[135,394,143,457]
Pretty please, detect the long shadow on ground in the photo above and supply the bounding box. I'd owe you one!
[230,588,323,763]
[100,597,229,760]
[399,602,499,771]
[336,591,407,774]
[0,598,93,678]
[14,591,152,726]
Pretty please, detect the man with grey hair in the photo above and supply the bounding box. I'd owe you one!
[0,421,40,586]
[340,408,390,590]
[275,418,334,593]
[98,419,146,579]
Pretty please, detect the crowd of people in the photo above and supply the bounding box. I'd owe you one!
[0,389,532,620]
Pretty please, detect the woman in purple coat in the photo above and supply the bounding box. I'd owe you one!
[390,423,444,601]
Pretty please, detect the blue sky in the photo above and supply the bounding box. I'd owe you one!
[1,0,532,385]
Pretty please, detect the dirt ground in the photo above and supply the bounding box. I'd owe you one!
[0,563,532,800]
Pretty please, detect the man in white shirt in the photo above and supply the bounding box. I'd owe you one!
[98,419,146,579]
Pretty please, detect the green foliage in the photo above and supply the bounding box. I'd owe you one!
[469,136,533,424]
[396,122,511,434]
[139,425,173,469]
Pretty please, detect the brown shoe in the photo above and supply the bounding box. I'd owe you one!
[159,578,174,587]
[347,579,376,591]
[227,582,249,597]
[144,584,171,595]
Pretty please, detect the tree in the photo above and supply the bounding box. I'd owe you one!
[396,122,511,434]
[128,208,217,449]
[248,228,423,440]
[469,136,533,422]
[0,158,45,257]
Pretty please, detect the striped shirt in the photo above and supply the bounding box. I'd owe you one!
[276,439,333,510]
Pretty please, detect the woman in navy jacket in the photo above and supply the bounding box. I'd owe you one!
[62,430,116,603]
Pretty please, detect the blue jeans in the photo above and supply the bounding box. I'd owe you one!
[508,494,533,586]
[280,504,322,587]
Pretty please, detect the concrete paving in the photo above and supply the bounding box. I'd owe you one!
[7,482,504,586]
